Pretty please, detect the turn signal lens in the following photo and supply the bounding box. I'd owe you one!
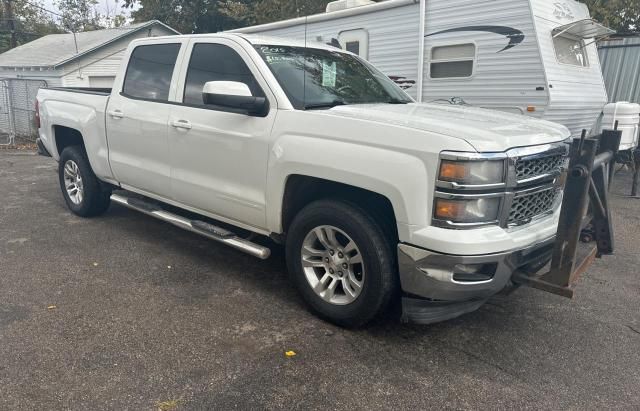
[439,161,468,181]
[438,159,504,185]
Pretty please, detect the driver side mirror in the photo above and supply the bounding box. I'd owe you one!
[202,81,269,117]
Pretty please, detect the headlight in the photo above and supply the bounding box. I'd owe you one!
[438,159,505,185]
[434,197,501,224]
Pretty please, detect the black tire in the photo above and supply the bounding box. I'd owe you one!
[286,199,398,327]
[58,145,111,217]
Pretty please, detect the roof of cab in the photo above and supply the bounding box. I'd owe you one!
[129,33,345,53]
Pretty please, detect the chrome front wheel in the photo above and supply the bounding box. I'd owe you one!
[301,225,365,305]
[286,199,398,327]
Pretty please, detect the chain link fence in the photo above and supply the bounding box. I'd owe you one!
[0,79,48,146]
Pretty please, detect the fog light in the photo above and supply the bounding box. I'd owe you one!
[452,263,498,282]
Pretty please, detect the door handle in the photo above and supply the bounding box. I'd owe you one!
[171,120,192,130]
[108,109,124,119]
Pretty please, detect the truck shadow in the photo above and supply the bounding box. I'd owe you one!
[102,202,557,338]
[54,196,637,406]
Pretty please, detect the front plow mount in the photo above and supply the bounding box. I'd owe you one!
[513,128,623,298]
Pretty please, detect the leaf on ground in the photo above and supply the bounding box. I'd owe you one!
[156,399,180,411]
[285,350,297,357]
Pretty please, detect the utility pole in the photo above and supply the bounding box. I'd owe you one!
[4,0,18,49]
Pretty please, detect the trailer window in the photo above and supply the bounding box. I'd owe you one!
[553,34,589,67]
[345,41,360,55]
[429,44,475,79]
[123,43,181,101]
[338,29,369,59]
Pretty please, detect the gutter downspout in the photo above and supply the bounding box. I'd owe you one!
[72,31,83,80]
[416,0,426,102]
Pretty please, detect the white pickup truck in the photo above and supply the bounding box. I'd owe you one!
[36,33,575,327]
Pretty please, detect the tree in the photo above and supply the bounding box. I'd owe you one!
[250,0,331,25]
[1,0,62,53]
[122,0,333,33]
[102,0,128,28]
[122,0,250,33]
[582,0,640,34]
[54,0,101,32]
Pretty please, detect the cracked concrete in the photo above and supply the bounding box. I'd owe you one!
[1,151,639,410]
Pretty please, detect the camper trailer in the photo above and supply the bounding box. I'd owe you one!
[232,0,617,138]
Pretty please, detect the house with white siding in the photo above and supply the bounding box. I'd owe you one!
[0,21,179,88]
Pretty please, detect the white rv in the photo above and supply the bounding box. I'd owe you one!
[232,0,615,138]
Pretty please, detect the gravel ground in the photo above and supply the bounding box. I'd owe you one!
[1,151,639,410]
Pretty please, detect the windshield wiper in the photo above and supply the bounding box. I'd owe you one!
[387,98,410,104]
[304,100,347,110]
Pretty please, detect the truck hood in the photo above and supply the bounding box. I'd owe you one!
[320,103,571,152]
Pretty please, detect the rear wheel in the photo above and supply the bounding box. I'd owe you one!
[286,199,397,327]
[58,146,111,217]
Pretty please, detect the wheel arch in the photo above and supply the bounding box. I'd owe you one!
[266,139,431,243]
[52,125,85,157]
[278,174,402,245]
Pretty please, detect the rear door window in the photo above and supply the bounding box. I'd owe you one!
[123,43,181,101]
[183,43,264,106]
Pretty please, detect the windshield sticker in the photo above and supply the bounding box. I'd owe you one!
[260,46,297,64]
[322,61,337,87]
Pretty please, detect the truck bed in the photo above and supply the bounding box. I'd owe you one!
[47,87,112,96]
[37,87,113,180]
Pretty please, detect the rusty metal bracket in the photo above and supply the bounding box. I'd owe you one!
[513,129,622,298]
[632,148,640,198]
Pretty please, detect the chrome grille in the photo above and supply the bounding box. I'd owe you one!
[515,154,565,181]
[509,189,559,225]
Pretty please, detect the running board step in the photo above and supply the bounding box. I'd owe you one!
[110,193,271,260]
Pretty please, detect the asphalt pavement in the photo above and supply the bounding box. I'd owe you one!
[1,150,639,410]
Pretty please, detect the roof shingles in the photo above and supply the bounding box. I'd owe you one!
[0,21,176,68]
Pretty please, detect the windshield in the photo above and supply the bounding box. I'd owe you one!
[255,45,413,110]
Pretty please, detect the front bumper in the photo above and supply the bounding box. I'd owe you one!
[398,237,555,324]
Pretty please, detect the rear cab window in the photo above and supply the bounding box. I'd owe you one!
[122,43,181,101]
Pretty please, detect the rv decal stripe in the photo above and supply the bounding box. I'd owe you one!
[426,26,525,53]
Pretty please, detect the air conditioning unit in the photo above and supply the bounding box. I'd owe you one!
[326,0,376,13]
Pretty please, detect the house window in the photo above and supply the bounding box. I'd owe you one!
[429,44,475,79]
[123,43,181,101]
[338,29,369,59]
[553,34,589,67]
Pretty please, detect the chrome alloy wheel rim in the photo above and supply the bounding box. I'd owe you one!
[301,225,365,305]
[63,160,84,205]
